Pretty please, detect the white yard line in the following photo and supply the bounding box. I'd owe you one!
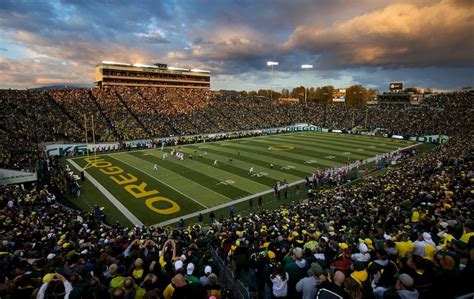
[152,143,420,227]
[112,154,210,209]
[69,132,310,160]
[67,159,144,227]
[147,151,271,191]
[70,132,413,160]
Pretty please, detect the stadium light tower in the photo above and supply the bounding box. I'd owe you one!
[267,61,279,100]
[301,64,313,105]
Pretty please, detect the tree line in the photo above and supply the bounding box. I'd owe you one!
[238,85,435,107]
[239,85,379,107]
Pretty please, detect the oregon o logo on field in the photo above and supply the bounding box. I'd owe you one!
[271,144,294,151]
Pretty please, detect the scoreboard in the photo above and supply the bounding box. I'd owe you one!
[389,82,403,91]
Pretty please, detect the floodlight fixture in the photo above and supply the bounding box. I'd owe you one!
[267,61,279,99]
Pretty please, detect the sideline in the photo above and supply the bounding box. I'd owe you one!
[67,159,144,227]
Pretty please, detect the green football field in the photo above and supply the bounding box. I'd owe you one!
[66,132,416,226]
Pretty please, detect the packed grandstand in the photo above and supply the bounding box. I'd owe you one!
[0,88,473,299]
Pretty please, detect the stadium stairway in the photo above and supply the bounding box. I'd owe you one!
[115,90,153,137]
[183,96,221,133]
[162,92,200,135]
[45,91,85,133]
[87,90,121,140]
[137,90,180,136]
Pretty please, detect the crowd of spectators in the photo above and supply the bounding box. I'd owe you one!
[116,87,176,138]
[91,88,149,141]
[49,89,116,142]
[2,88,473,171]
[1,89,80,172]
[0,87,473,298]
[422,90,473,109]
[219,134,472,299]
[0,135,472,299]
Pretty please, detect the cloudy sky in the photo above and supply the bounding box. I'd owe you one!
[1,0,473,91]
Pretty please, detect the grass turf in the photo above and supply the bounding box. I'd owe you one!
[64,132,416,226]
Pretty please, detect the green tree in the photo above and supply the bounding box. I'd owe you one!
[423,88,433,94]
[307,87,316,102]
[290,86,306,101]
[367,88,379,102]
[258,89,281,99]
[404,87,419,94]
[315,85,335,104]
[345,85,367,107]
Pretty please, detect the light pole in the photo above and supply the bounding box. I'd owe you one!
[301,64,313,105]
[267,61,278,100]
[322,92,328,127]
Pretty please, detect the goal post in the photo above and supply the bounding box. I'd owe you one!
[82,114,98,171]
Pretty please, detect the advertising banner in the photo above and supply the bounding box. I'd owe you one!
[409,135,449,144]
[123,139,153,147]
[0,168,37,185]
[45,143,120,156]
[285,124,324,132]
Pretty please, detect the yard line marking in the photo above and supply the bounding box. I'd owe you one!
[147,151,270,193]
[152,143,420,227]
[113,154,210,209]
[67,159,144,227]
[259,136,373,158]
[70,132,411,161]
[174,147,301,183]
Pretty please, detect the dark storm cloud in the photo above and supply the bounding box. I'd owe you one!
[0,0,176,43]
[0,0,472,90]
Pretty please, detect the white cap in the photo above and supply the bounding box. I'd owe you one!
[47,253,56,260]
[359,243,368,253]
[204,265,212,274]
[422,232,432,242]
[186,263,195,275]
[174,260,184,271]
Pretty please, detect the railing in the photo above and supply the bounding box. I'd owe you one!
[208,244,257,299]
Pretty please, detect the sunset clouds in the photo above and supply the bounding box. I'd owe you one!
[0,0,472,90]
[285,0,474,69]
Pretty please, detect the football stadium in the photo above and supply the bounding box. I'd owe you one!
[0,1,473,299]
